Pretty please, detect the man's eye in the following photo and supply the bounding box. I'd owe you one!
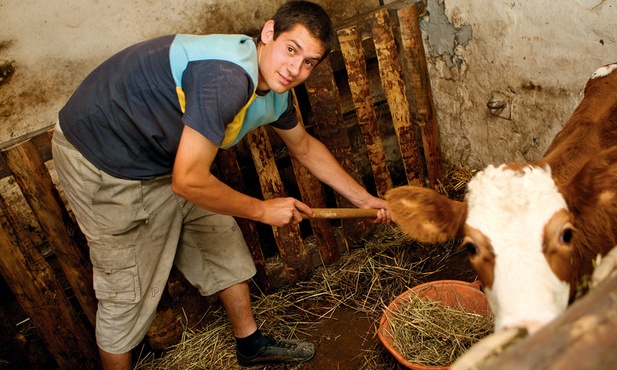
[287,47,294,54]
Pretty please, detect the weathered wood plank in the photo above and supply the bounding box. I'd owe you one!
[1,139,97,326]
[215,147,272,291]
[338,25,393,198]
[0,194,98,369]
[303,58,373,248]
[0,124,54,179]
[477,273,617,369]
[369,7,425,186]
[0,296,39,367]
[290,91,340,265]
[398,4,443,186]
[246,126,311,281]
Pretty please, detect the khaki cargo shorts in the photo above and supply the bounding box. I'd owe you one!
[52,125,256,354]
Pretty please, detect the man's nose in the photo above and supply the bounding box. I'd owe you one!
[288,58,301,76]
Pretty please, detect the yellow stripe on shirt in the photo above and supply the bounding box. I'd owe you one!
[220,93,258,148]
[176,87,186,113]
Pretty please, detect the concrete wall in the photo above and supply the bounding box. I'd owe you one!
[0,0,379,141]
[1,0,616,170]
[417,0,616,168]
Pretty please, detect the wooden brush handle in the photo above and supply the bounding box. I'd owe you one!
[302,208,379,219]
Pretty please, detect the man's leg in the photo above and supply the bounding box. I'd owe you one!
[99,349,131,370]
[175,209,315,366]
[53,129,185,368]
[216,281,315,367]
[217,281,258,338]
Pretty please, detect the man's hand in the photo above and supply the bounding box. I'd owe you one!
[357,196,392,225]
[371,207,392,225]
[259,198,314,227]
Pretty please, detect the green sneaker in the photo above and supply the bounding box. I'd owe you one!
[237,335,315,367]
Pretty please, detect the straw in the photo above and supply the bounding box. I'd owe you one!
[385,292,494,367]
[134,167,477,369]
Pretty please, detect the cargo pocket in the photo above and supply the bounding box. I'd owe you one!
[91,171,150,238]
[91,244,141,302]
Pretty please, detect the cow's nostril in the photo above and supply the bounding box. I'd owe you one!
[465,243,478,255]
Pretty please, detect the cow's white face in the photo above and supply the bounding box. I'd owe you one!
[464,164,574,333]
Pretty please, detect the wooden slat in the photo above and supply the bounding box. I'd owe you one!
[0,124,54,179]
[215,147,272,291]
[1,140,98,326]
[338,25,393,198]
[475,274,617,369]
[303,58,374,248]
[398,4,443,186]
[369,7,425,186]
[290,91,340,265]
[0,194,98,369]
[246,126,311,281]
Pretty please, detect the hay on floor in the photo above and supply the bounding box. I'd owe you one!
[134,226,459,370]
[134,167,475,369]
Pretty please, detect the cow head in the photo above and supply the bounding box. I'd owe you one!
[386,163,574,334]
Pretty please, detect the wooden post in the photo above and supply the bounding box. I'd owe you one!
[246,126,312,281]
[215,147,272,291]
[0,194,99,369]
[338,25,393,198]
[0,302,38,368]
[1,140,98,326]
[398,4,443,186]
[475,273,617,369]
[289,91,340,265]
[369,7,425,186]
[303,58,373,248]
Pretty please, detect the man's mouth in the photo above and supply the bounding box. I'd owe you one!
[279,73,292,85]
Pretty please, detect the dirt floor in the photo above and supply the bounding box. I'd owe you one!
[290,249,476,370]
[134,239,477,370]
[302,307,377,370]
[0,228,476,370]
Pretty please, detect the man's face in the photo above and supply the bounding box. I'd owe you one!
[257,20,325,93]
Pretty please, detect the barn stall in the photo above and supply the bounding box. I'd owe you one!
[0,2,443,368]
[0,0,616,369]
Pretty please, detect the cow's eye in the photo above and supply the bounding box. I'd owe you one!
[464,242,478,255]
[560,228,573,244]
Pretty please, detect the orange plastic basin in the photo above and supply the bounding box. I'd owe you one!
[377,280,491,370]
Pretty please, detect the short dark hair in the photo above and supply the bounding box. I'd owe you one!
[271,1,336,62]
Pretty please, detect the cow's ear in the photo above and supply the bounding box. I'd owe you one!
[385,186,467,244]
[565,146,617,257]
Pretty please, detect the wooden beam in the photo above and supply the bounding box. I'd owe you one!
[0,193,98,369]
[303,57,374,248]
[215,147,272,291]
[398,3,444,186]
[1,139,98,325]
[0,124,54,179]
[290,91,341,265]
[474,274,617,369]
[369,7,425,186]
[338,25,393,198]
[246,126,312,281]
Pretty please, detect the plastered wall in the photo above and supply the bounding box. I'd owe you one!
[0,0,379,141]
[1,0,616,170]
[418,0,616,168]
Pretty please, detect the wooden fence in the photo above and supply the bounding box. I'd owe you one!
[0,1,441,368]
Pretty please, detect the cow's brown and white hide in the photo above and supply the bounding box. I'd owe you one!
[386,62,617,334]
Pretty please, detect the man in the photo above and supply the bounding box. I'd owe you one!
[52,1,390,369]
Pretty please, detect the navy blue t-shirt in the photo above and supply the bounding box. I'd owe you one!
[59,34,297,180]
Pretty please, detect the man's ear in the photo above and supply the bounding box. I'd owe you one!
[260,20,275,44]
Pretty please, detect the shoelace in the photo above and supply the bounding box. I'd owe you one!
[263,335,297,350]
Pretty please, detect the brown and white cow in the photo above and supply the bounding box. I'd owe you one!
[386,63,617,334]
